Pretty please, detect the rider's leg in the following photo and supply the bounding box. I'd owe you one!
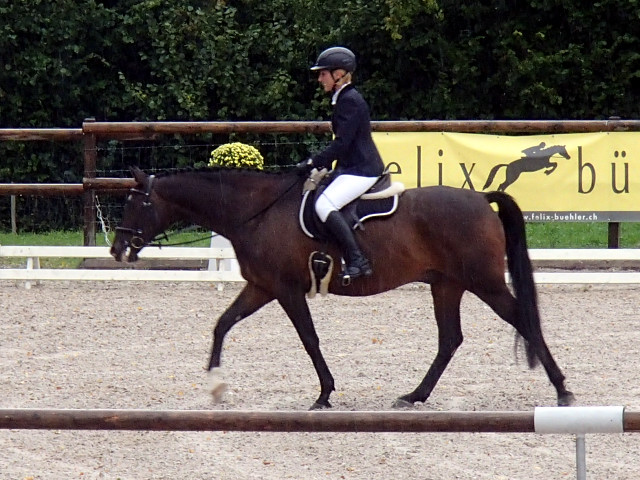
[323,210,373,278]
[315,175,377,280]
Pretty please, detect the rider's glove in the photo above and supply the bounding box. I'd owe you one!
[295,158,314,176]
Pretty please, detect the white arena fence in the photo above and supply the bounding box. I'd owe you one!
[1,246,640,286]
[0,245,242,288]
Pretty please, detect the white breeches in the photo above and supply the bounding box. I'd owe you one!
[315,174,378,223]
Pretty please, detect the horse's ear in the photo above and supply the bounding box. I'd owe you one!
[130,166,147,185]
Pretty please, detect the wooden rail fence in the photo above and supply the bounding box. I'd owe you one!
[3,119,640,245]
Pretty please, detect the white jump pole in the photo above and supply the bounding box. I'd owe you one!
[535,406,625,480]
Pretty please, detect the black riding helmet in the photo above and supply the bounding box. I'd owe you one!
[310,46,356,73]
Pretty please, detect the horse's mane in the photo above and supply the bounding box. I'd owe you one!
[153,166,293,180]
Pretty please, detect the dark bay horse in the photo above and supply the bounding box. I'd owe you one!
[111,166,574,409]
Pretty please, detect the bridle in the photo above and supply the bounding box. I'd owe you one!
[115,174,162,249]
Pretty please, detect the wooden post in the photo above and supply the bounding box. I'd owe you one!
[10,194,16,234]
[83,118,97,246]
[608,222,620,249]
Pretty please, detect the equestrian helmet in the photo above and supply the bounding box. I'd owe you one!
[310,47,356,73]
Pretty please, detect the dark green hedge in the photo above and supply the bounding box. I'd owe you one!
[3,0,638,128]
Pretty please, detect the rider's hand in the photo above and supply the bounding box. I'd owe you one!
[295,159,314,176]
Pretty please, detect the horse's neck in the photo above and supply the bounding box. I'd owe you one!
[546,146,561,155]
[155,171,295,238]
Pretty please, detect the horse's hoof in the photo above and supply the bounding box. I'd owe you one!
[558,391,576,406]
[208,367,228,403]
[309,401,331,410]
[392,398,414,409]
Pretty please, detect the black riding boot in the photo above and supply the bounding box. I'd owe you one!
[324,211,373,281]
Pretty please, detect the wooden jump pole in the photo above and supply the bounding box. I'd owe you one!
[1,409,639,433]
[0,409,535,432]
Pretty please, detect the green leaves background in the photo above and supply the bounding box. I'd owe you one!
[3,0,638,128]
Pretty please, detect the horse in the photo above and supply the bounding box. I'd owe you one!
[110,166,575,410]
[482,144,571,191]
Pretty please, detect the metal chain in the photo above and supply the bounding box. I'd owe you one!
[95,195,112,246]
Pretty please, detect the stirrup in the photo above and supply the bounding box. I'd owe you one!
[339,263,373,286]
[340,272,353,287]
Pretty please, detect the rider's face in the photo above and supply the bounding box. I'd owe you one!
[317,69,335,93]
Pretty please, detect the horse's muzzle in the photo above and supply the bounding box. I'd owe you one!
[110,243,125,262]
[110,242,139,263]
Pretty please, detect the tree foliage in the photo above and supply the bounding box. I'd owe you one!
[2,0,638,130]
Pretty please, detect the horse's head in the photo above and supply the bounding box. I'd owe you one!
[110,167,163,263]
[554,145,571,159]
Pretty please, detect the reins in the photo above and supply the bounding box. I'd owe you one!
[148,229,221,248]
[236,176,301,225]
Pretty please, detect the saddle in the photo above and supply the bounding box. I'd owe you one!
[299,168,404,297]
[298,168,405,240]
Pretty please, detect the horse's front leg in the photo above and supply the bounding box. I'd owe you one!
[207,283,274,400]
[544,162,557,174]
[278,291,335,410]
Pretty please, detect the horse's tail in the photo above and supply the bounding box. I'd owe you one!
[482,164,506,190]
[484,191,541,369]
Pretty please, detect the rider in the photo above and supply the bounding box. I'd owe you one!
[301,46,385,281]
[522,142,546,157]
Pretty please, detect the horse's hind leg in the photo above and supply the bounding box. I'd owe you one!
[478,287,574,406]
[498,168,522,191]
[395,280,464,407]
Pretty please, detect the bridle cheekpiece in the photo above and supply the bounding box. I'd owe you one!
[115,174,156,249]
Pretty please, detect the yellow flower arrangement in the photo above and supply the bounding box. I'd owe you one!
[209,142,264,170]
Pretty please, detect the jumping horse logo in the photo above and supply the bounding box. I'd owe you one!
[482,143,571,191]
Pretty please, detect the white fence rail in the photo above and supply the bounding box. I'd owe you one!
[0,246,243,286]
[1,246,640,285]
[528,248,640,284]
